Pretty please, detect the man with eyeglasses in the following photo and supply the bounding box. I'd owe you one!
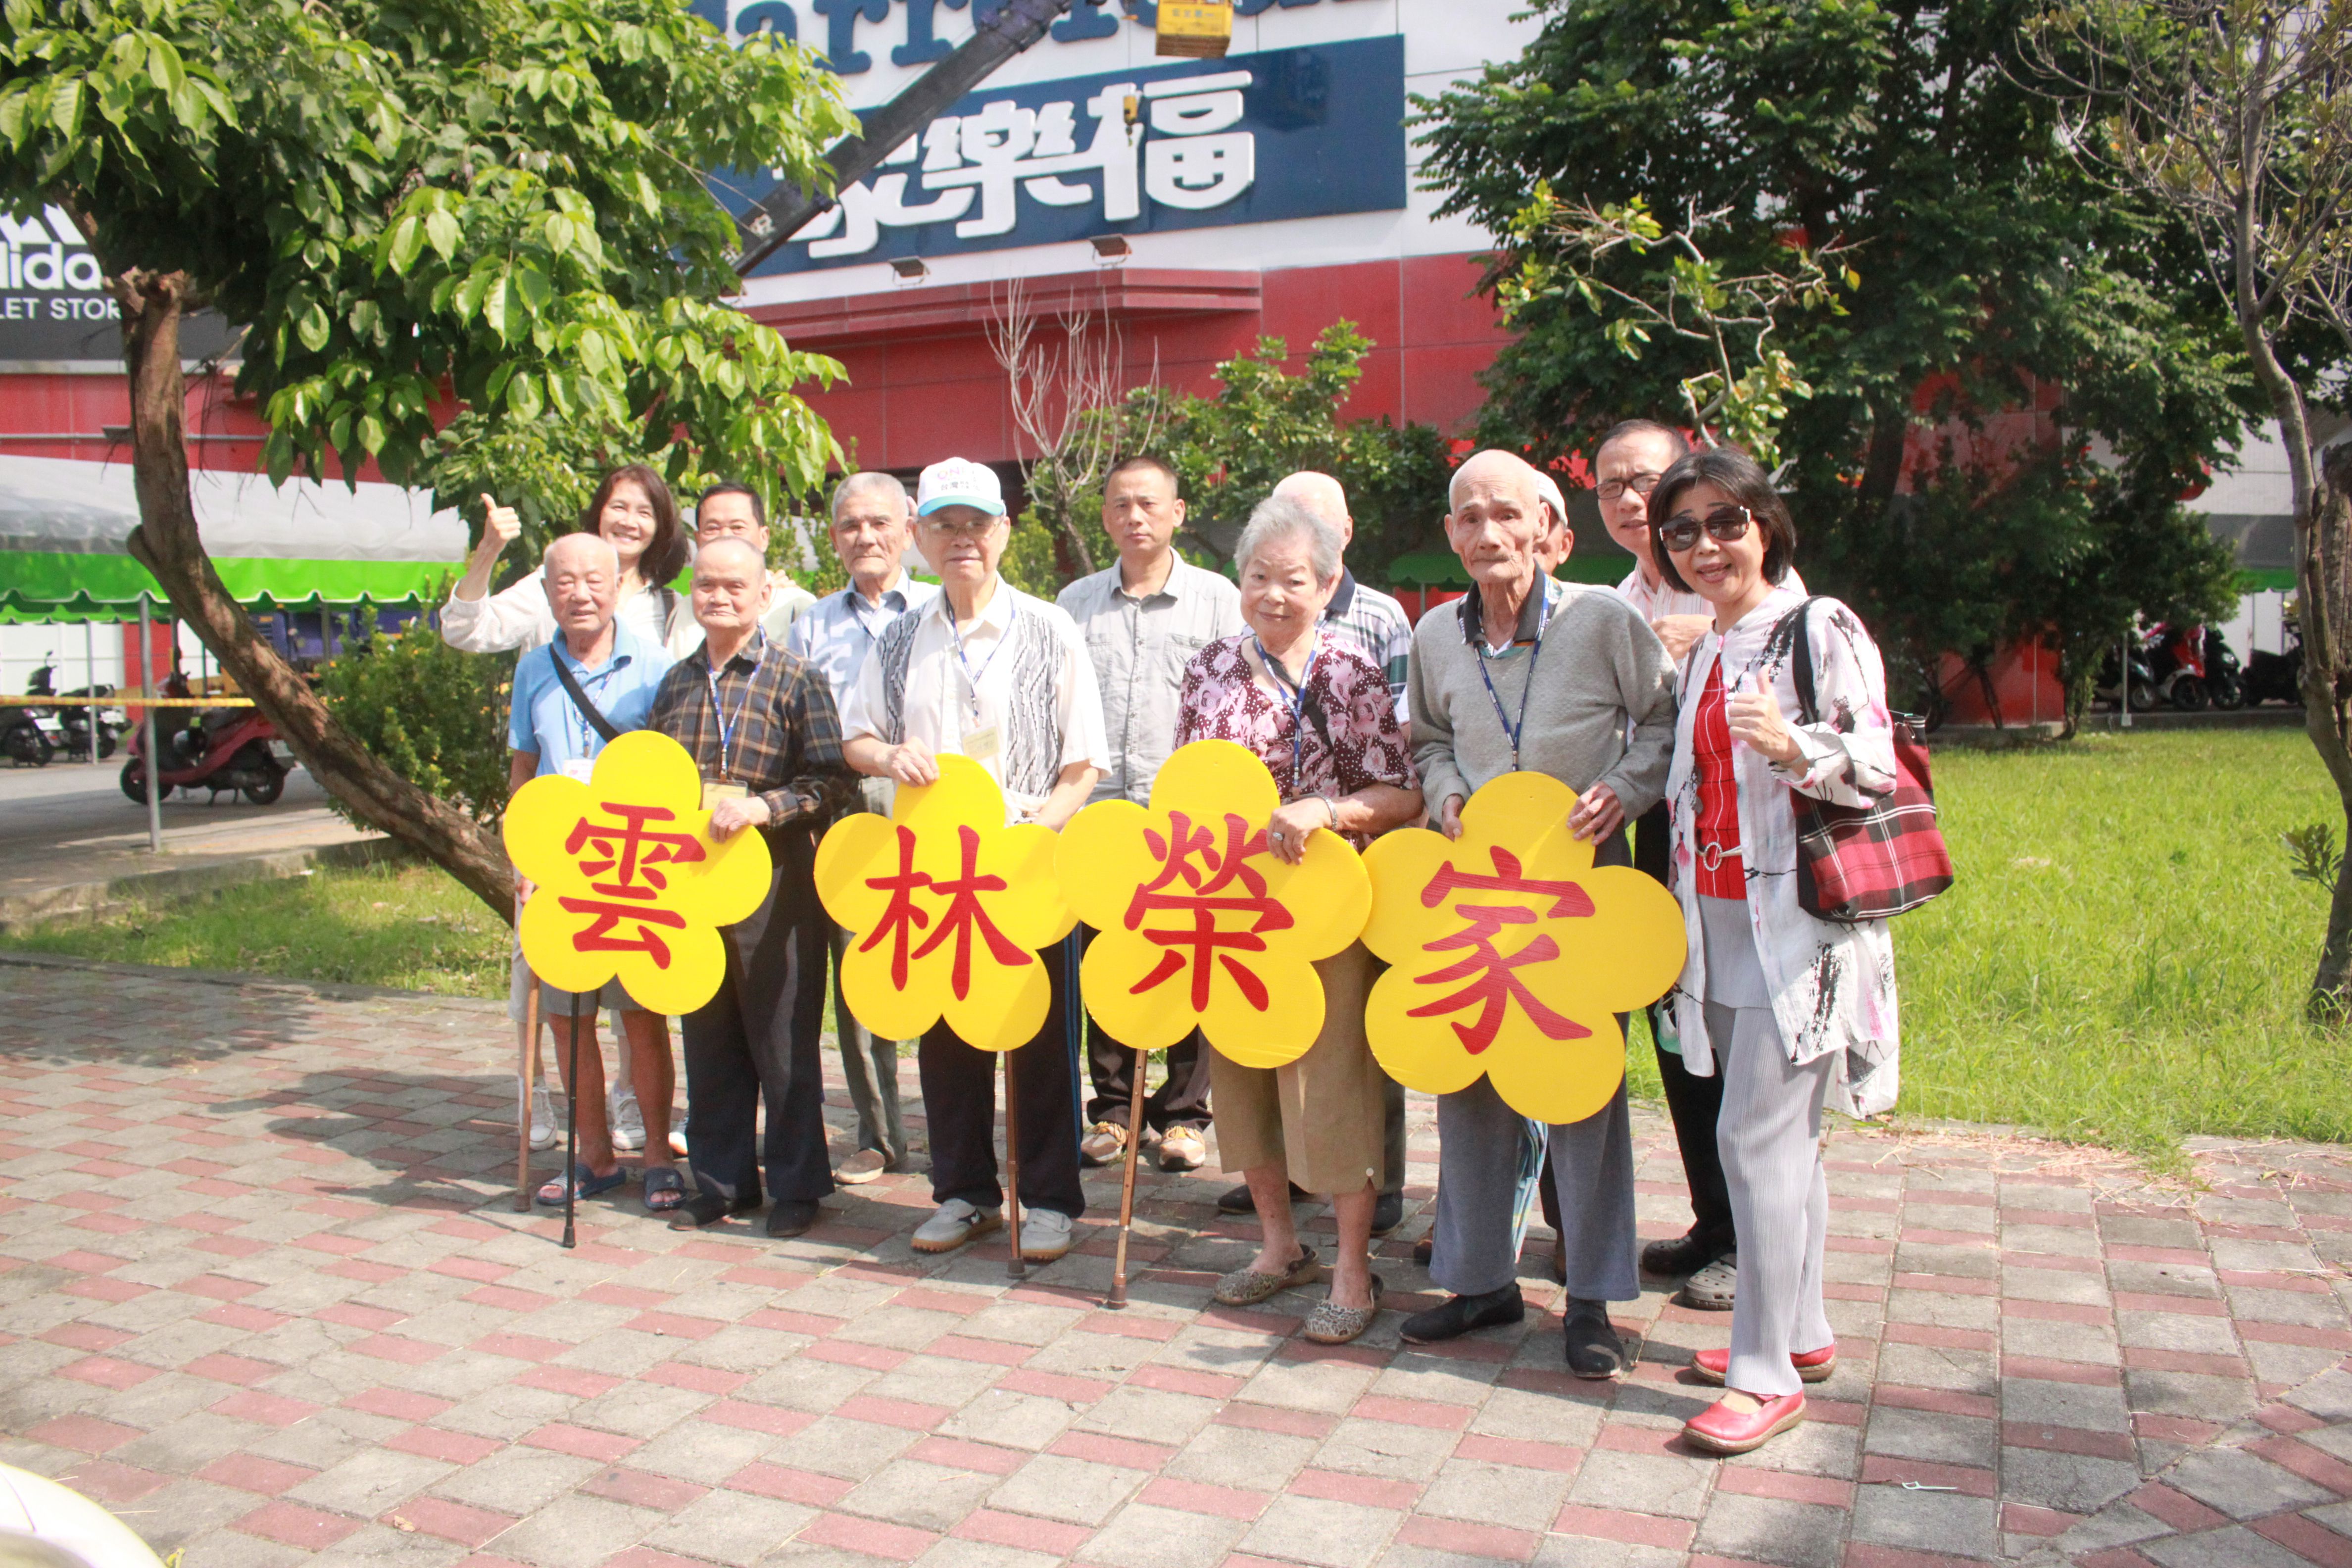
[787,472,940,1187]
[1400,449,1674,1378]
[1593,423,1802,1314]
[687,482,818,648]
[839,458,1109,1266]
[1057,455,1242,1177]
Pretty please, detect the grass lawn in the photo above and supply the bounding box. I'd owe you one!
[5,727,2344,1164]
[2,860,513,997]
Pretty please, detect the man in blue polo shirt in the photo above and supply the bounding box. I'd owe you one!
[509,532,677,1209]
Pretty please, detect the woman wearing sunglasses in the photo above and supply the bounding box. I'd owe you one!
[1646,446,1902,1455]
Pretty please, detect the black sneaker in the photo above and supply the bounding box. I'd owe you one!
[1215,1180,1309,1216]
[766,1199,821,1238]
[1400,1284,1523,1345]
[1370,1190,1405,1236]
[1639,1230,1715,1277]
[1562,1297,1625,1379]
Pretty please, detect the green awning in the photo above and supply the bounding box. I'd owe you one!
[0,551,447,623]
[2240,567,2296,593]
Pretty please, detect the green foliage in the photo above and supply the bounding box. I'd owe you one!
[314,606,514,826]
[2286,822,2344,895]
[0,0,857,534]
[1415,0,2260,723]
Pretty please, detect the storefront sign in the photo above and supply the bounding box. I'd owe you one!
[0,205,234,366]
[733,34,1407,274]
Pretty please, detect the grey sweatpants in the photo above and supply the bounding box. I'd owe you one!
[1430,1075,1638,1302]
[829,922,908,1168]
[1708,998,1837,1397]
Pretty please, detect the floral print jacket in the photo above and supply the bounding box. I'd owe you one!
[1664,588,1903,1117]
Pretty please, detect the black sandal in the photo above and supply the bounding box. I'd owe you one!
[642,1167,686,1214]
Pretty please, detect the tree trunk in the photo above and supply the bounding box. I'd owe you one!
[2304,443,2352,1021]
[112,268,517,919]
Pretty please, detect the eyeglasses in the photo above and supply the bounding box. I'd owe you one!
[1658,504,1755,553]
[923,515,1004,541]
[696,518,763,541]
[1597,472,1662,503]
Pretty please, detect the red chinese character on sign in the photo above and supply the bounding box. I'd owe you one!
[1407,847,1594,1054]
[554,802,707,969]
[1123,810,1294,1011]
[857,824,1031,999]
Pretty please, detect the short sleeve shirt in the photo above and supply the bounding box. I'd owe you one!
[1173,633,1416,850]
[1056,557,1244,804]
[507,624,673,778]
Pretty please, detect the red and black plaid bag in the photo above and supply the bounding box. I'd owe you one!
[1779,599,1955,923]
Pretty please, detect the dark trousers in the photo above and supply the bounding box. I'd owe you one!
[1637,800,1736,1256]
[1081,926,1213,1132]
[919,932,1087,1220]
[681,845,833,1209]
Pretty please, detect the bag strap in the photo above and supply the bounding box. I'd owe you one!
[548,645,621,744]
[1768,596,1828,725]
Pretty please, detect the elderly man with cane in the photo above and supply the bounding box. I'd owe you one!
[1400,450,1675,1376]
[505,533,678,1214]
[650,537,860,1236]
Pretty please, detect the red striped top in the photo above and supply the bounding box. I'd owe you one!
[1693,661,1745,899]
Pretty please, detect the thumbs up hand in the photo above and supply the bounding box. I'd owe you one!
[471,493,522,567]
[1726,668,1802,765]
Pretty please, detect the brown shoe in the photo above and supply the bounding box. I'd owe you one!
[1078,1121,1127,1168]
[833,1148,889,1185]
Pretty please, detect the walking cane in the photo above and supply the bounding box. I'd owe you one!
[514,976,542,1213]
[1002,1047,1025,1280]
[561,992,583,1251]
[1103,1052,1149,1309]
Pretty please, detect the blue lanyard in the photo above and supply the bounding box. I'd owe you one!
[1254,634,1319,797]
[1473,580,1551,771]
[950,612,1002,723]
[705,641,760,781]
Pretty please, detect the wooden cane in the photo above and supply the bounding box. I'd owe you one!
[513,977,542,1213]
[1002,1047,1026,1280]
[561,998,582,1251]
[1103,1052,1150,1308]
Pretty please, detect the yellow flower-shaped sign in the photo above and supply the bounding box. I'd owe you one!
[814,754,1077,1052]
[1059,739,1371,1070]
[504,731,774,1019]
[1362,772,1684,1125]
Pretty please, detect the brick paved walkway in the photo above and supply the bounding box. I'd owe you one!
[0,953,2348,1568]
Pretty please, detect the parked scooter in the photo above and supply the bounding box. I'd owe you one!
[27,655,122,761]
[119,696,288,804]
[2245,623,2304,706]
[2148,624,2210,711]
[2095,637,2156,713]
[0,691,52,765]
[2204,626,2246,710]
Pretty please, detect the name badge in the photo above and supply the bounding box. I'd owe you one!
[560,758,594,782]
[702,780,748,809]
[961,726,1001,762]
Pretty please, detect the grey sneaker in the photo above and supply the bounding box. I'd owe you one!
[1016,1208,1074,1263]
[911,1199,1000,1254]
[607,1086,644,1153]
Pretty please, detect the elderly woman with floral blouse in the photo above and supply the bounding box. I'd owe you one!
[1173,494,1422,1345]
[1649,445,1902,1456]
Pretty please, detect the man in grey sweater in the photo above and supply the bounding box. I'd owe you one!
[1402,449,1675,1377]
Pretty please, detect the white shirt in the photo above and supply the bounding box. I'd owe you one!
[838,577,1110,824]
[440,566,812,659]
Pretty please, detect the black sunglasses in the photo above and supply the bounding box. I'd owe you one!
[1658,504,1755,554]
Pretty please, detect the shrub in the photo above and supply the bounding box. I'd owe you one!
[316,604,514,827]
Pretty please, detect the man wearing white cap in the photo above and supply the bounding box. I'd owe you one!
[839,457,1110,1264]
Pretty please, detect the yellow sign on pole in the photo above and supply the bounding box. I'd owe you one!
[814,754,1077,1051]
[505,731,774,1019]
[1059,739,1369,1069]
[1361,772,1686,1125]
[1156,0,1233,57]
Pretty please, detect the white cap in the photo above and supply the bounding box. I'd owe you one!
[915,457,1006,518]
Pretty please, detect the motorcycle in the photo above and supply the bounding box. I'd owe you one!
[2148,624,2210,711]
[0,692,51,765]
[2204,626,2246,710]
[2245,626,2304,706]
[2095,637,2157,713]
[26,655,122,761]
[119,699,288,805]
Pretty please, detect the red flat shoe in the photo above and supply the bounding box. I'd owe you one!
[1691,1344,1837,1386]
[1683,1390,1806,1454]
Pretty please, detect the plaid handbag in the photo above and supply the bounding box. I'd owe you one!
[1779,599,1955,922]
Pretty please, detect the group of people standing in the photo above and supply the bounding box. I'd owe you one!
[455,419,1902,1459]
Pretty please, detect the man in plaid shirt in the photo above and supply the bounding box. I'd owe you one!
[649,537,860,1237]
